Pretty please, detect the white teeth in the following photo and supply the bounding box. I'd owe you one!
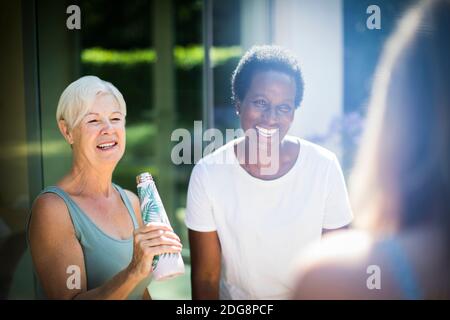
[98,142,116,149]
[256,126,278,137]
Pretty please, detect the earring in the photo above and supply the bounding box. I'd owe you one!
[236,110,240,116]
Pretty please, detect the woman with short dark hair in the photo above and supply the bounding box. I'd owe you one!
[186,45,353,299]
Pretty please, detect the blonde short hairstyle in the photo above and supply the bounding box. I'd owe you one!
[350,0,450,234]
[56,75,127,130]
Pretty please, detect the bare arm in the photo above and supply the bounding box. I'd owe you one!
[188,229,221,300]
[29,193,181,300]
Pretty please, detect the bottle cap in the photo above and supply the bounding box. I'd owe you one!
[136,172,153,184]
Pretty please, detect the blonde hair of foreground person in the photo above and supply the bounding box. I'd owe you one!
[293,0,450,300]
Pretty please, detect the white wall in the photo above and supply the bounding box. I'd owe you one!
[240,0,272,51]
[272,0,344,157]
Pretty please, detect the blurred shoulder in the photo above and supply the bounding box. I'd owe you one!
[292,230,376,299]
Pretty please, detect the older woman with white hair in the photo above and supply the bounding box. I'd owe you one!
[27,75,182,299]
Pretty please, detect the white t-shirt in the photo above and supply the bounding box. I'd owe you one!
[185,136,353,299]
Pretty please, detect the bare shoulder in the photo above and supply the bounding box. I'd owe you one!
[32,192,66,212]
[29,192,74,238]
[28,192,79,262]
[292,230,378,299]
[123,189,140,211]
[124,189,143,227]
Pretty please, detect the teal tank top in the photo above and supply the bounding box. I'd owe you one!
[26,184,151,300]
[379,237,423,300]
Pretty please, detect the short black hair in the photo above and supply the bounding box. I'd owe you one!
[231,45,304,108]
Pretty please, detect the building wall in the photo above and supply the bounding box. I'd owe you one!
[273,0,344,158]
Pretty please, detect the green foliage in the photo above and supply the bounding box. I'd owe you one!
[81,46,242,69]
[82,48,157,65]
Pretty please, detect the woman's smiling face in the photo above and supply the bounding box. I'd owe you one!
[71,93,126,166]
[237,70,297,144]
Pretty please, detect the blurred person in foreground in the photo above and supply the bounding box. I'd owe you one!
[27,76,182,299]
[293,0,450,299]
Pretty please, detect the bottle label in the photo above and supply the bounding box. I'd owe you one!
[137,180,163,269]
